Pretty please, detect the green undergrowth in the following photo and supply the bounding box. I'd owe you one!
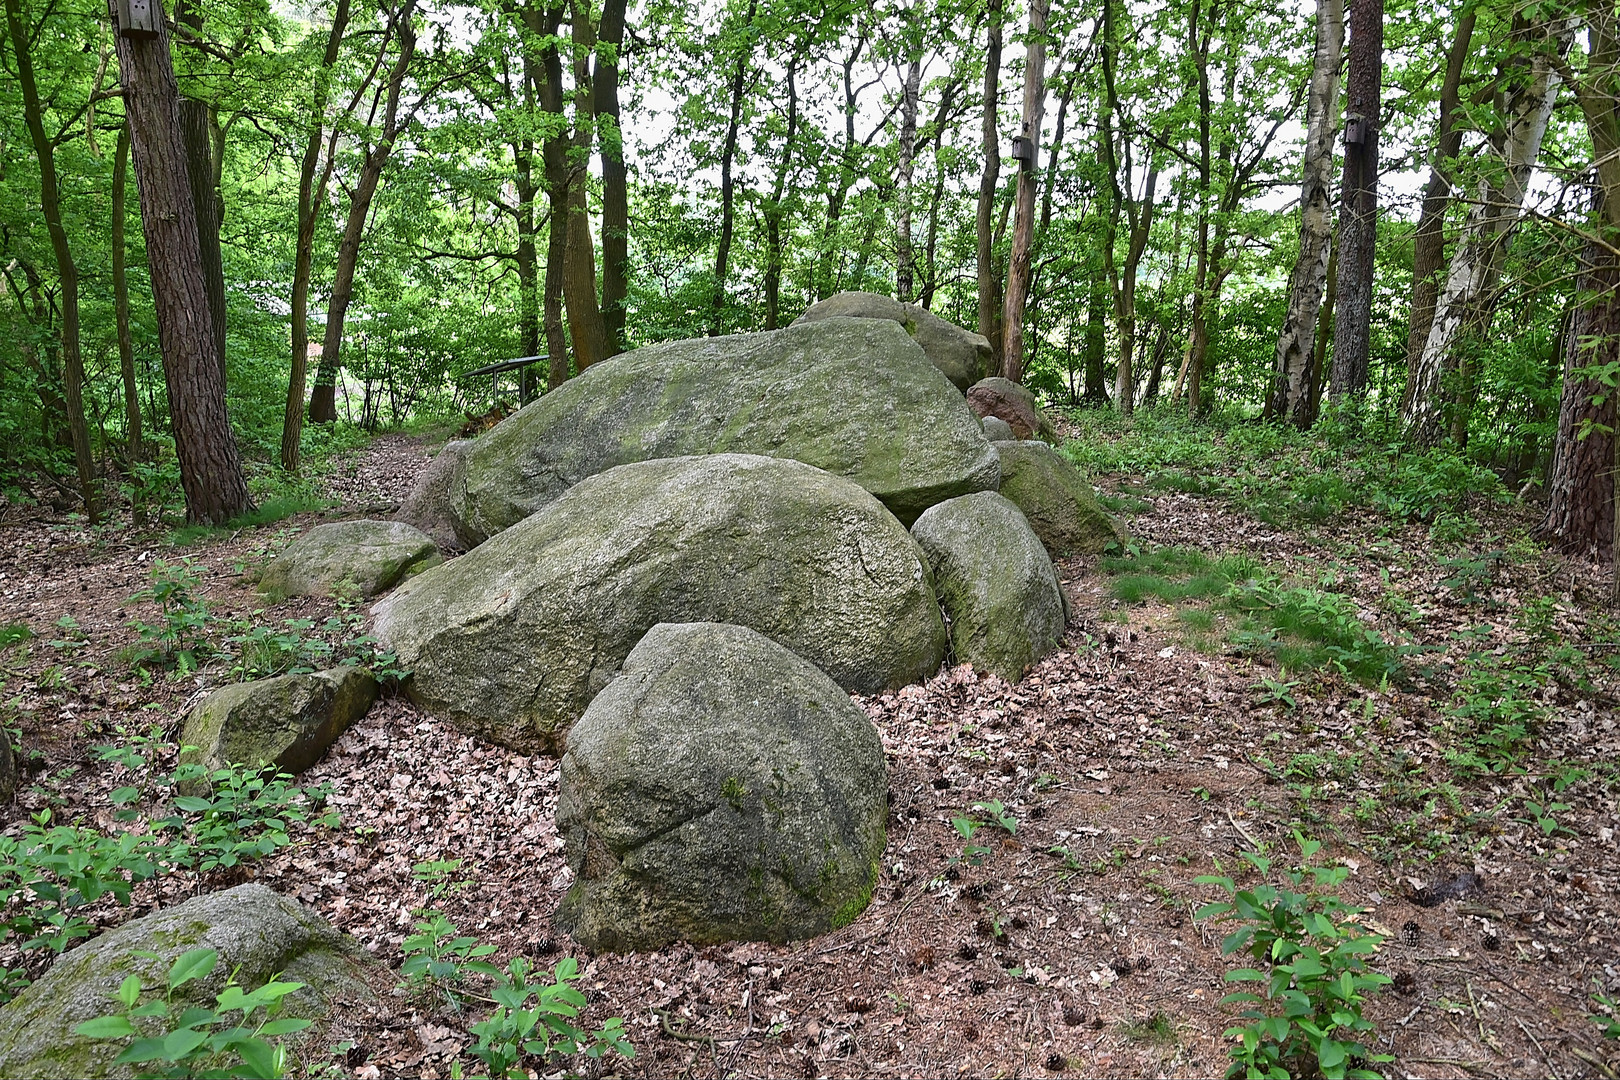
[1062,406,1507,531]
[1102,544,1409,683]
[166,494,333,547]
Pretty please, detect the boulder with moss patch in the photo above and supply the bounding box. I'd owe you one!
[911,492,1066,681]
[396,440,474,551]
[791,291,992,391]
[259,520,440,599]
[0,884,378,1079]
[556,622,887,951]
[374,454,947,753]
[993,440,1124,556]
[433,317,997,544]
[179,666,377,782]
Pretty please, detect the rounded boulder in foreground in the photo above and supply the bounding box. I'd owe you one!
[372,454,947,752]
[556,622,887,951]
[912,492,1067,681]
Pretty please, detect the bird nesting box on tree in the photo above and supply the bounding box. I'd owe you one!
[1010,135,1036,170]
[116,0,160,38]
[1344,113,1368,145]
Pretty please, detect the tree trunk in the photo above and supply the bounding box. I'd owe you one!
[563,0,608,368]
[1267,0,1342,426]
[896,51,922,304]
[594,0,629,356]
[530,3,571,389]
[1540,232,1619,558]
[7,0,97,521]
[1401,10,1476,382]
[180,99,226,382]
[310,1,417,424]
[1327,0,1382,401]
[1184,0,1214,417]
[815,33,869,301]
[710,0,756,336]
[1307,242,1338,422]
[282,0,350,470]
[1000,0,1048,384]
[110,0,249,523]
[113,125,142,464]
[976,0,1004,360]
[1403,15,1572,445]
[764,58,801,330]
[1081,276,1109,403]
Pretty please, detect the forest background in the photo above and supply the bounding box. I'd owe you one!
[3,0,1620,557]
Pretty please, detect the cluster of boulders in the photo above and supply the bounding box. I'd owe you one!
[0,294,1124,1074]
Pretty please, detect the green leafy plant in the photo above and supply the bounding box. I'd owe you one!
[74,947,309,1079]
[1516,798,1574,838]
[400,911,498,1009]
[1195,833,1392,1079]
[124,560,216,674]
[951,799,1017,867]
[462,956,634,1077]
[1590,990,1620,1041]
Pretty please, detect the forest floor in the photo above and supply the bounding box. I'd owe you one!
[3,422,1619,1079]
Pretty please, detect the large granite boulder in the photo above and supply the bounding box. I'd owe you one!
[425,317,998,546]
[259,519,441,599]
[968,377,1055,442]
[396,439,474,551]
[994,441,1124,556]
[0,885,377,1079]
[373,454,947,753]
[981,415,1015,441]
[179,666,378,781]
[792,291,991,391]
[911,492,1066,681]
[556,622,887,951]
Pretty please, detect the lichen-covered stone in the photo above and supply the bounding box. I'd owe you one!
[437,317,997,544]
[373,454,947,753]
[792,291,992,390]
[259,519,441,599]
[967,377,1055,442]
[180,666,377,780]
[396,440,474,551]
[911,492,1066,681]
[556,622,887,951]
[981,415,1016,441]
[993,440,1125,556]
[0,885,378,1079]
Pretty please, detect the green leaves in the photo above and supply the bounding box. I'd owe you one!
[1195,832,1393,1080]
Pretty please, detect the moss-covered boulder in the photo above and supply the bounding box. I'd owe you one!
[373,454,947,753]
[556,622,887,951]
[791,291,992,391]
[396,439,474,552]
[180,667,377,781]
[968,377,1055,442]
[993,440,1124,556]
[433,317,997,545]
[0,885,378,1079]
[259,519,441,599]
[912,492,1066,681]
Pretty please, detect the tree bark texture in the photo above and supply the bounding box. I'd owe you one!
[282,0,350,470]
[975,0,1004,358]
[593,0,628,356]
[1268,0,1342,426]
[1402,16,1572,445]
[7,0,97,520]
[896,52,922,304]
[1327,0,1381,401]
[563,0,608,368]
[1000,0,1048,384]
[110,0,250,523]
[112,125,142,464]
[1540,232,1620,559]
[764,58,801,330]
[179,98,226,382]
[1400,10,1476,383]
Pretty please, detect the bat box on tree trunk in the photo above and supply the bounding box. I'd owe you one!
[1010,135,1035,169]
[117,0,160,38]
[1344,113,1367,145]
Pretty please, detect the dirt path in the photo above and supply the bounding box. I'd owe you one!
[2,433,1616,1079]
